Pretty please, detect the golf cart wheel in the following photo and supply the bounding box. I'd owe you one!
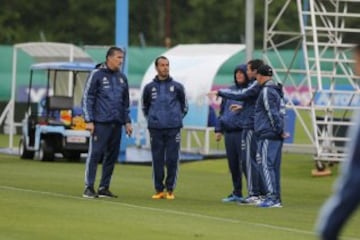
[315,160,326,172]
[63,151,81,161]
[19,138,34,159]
[38,140,54,162]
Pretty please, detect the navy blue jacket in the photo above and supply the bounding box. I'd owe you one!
[215,64,251,133]
[217,79,261,129]
[142,76,188,129]
[254,80,285,140]
[215,85,245,133]
[316,112,360,240]
[82,64,131,124]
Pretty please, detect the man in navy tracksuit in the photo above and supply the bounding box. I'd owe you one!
[142,56,188,200]
[82,46,133,198]
[254,64,286,208]
[316,44,360,240]
[215,59,265,204]
[215,64,249,202]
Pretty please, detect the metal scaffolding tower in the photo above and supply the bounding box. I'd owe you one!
[263,0,360,162]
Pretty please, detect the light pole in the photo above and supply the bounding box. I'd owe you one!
[115,0,129,74]
[245,0,255,61]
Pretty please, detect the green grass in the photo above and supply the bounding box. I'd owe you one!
[1,151,360,240]
[0,134,20,149]
[293,109,313,144]
[1,132,359,240]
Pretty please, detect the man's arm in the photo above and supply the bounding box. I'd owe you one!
[262,87,283,135]
[178,84,188,117]
[82,70,98,123]
[141,85,150,118]
[214,98,226,133]
[217,81,260,101]
[317,112,360,239]
[122,75,131,124]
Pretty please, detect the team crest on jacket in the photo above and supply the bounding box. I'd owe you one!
[170,86,174,92]
[102,77,109,88]
[119,77,124,84]
[151,87,157,99]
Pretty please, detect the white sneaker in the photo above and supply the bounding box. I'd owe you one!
[239,196,262,205]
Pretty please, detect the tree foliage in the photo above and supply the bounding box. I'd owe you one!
[1,0,358,47]
[0,0,115,45]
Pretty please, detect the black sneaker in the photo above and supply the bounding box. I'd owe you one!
[98,187,118,198]
[83,186,98,199]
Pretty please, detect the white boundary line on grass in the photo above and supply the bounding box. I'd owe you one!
[0,185,359,240]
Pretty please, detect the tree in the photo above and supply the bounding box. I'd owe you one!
[1,0,358,47]
[0,0,115,45]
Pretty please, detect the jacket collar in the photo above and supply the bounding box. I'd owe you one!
[262,79,275,86]
[98,63,120,74]
[154,76,172,83]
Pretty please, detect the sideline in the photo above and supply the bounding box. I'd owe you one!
[0,185,359,240]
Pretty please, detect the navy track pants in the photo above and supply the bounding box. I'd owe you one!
[85,123,122,189]
[242,129,266,196]
[149,128,181,192]
[224,130,245,197]
[256,138,283,201]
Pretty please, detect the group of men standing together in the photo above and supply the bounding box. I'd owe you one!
[81,47,187,200]
[80,46,286,208]
[212,59,286,208]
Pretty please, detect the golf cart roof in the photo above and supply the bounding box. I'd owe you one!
[30,61,96,72]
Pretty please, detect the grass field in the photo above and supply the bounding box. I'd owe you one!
[1,136,360,240]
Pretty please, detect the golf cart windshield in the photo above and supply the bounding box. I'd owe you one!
[29,61,96,107]
[27,61,96,126]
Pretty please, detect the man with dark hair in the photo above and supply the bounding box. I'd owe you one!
[248,59,264,74]
[142,56,188,200]
[208,59,265,204]
[82,46,133,198]
[215,64,249,202]
[316,44,360,240]
[155,56,168,66]
[254,64,286,208]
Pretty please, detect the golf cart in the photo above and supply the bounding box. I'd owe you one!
[19,61,96,161]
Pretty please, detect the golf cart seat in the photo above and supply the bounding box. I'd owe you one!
[46,96,73,110]
[46,96,74,126]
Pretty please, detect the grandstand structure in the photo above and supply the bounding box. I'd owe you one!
[263,0,360,163]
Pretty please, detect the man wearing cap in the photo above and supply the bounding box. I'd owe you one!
[254,64,287,208]
[208,59,266,204]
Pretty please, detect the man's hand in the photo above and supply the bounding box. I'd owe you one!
[207,91,218,98]
[125,123,133,136]
[86,122,95,134]
[215,132,223,142]
[282,132,290,139]
[230,104,242,112]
